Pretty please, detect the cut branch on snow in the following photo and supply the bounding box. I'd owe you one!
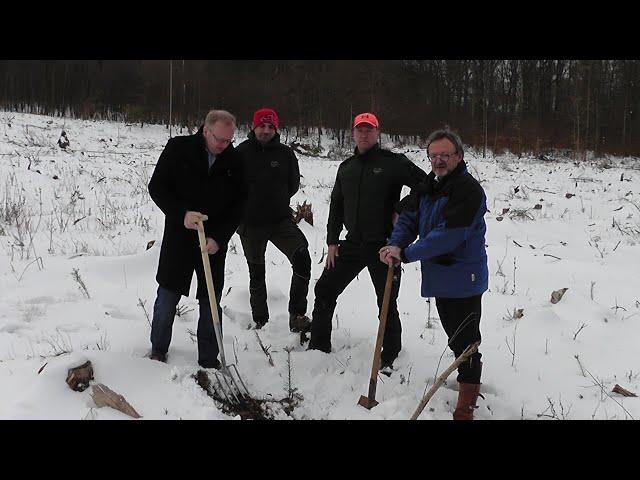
[410,342,479,420]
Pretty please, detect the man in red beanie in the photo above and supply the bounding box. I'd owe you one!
[236,108,312,334]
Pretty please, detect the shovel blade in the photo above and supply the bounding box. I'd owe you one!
[358,395,378,410]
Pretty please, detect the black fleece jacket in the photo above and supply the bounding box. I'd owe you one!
[236,131,300,226]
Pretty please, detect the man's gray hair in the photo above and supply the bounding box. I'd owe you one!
[426,128,464,158]
[205,109,236,127]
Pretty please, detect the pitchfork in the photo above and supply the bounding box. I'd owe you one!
[196,217,252,407]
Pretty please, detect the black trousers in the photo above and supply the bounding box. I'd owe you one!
[239,217,311,323]
[309,240,402,363]
[435,294,483,384]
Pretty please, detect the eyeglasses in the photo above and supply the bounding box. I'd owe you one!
[211,132,235,145]
[428,152,457,162]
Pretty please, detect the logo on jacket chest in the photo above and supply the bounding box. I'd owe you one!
[270,160,280,168]
[373,167,383,174]
[208,167,233,177]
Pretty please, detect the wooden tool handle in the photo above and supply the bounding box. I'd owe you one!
[366,263,395,400]
[195,219,227,368]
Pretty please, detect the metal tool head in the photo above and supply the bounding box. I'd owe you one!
[209,363,251,404]
[358,395,379,410]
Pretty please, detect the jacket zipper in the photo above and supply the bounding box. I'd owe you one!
[355,157,365,241]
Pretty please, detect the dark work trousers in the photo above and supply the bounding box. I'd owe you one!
[239,217,311,324]
[309,240,402,363]
[150,249,226,367]
[435,294,483,384]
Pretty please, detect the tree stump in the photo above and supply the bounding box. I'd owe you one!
[292,201,314,226]
[66,361,94,392]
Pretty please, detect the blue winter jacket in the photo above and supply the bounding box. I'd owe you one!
[389,161,488,298]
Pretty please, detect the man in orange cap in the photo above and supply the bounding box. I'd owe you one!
[308,112,427,374]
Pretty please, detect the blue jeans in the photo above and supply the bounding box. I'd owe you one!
[150,285,223,366]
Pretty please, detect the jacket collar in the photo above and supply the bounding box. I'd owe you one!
[247,130,281,149]
[420,160,468,196]
[354,142,380,158]
[196,125,207,151]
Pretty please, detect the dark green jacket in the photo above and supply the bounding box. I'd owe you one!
[327,143,427,245]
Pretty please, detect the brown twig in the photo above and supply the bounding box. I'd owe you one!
[254,331,275,367]
[573,322,587,340]
[582,366,635,420]
[410,342,479,420]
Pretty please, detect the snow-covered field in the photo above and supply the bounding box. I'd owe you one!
[1,111,639,420]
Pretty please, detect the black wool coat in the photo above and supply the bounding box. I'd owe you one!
[148,126,245,297]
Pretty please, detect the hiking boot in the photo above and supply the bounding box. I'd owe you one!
[289,313,312,333]
[253,318,268,330]
[307,340,331,353]
[150,351,167,363]
[198,358,221,370]
[379,357,395,377]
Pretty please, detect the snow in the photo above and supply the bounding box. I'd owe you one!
[1,111,639,420]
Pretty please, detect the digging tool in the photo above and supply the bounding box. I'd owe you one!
[358,263,395,410]
[196,217,251,406]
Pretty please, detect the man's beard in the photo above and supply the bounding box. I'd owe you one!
[434,168,449,180]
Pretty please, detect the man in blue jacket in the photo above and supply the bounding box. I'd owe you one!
[380,128,488,420]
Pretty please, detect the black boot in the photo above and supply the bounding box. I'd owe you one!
[379,356,395,376]
[150,351,167,363]
[289,313,312,333]
[253,318,268,329]
[289,272,310,319]
[248,262,269,329]
[198,358,221,370]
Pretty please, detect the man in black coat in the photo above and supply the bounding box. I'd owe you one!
[236,108,312,333]
[307,113,428,373]
[148,110,244,369]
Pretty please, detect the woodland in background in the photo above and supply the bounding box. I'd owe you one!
[1,60,638,157]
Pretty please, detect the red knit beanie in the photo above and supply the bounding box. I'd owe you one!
[252,108,279,130]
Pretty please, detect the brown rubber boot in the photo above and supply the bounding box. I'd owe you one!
[453,383,482,420]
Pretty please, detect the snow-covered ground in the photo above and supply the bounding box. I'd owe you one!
[1,111,639,420]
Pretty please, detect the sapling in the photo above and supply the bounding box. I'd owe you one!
[71,268,90,299]
[137,298,151,327]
